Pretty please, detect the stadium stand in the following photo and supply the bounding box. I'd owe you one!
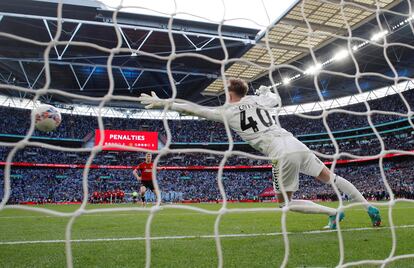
[0,91,413,204]
[1,158,412,204]
[0,89,413,143]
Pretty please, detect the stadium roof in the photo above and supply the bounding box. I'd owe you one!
[98,0,299,32]
[202,0,401,95]
[0,0,258,106]
[0,0,412,110]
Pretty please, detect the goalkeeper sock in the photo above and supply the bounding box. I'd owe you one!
[288,200,336,216]
[331,175,370,210]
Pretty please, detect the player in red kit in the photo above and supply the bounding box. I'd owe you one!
[133,152,158,206]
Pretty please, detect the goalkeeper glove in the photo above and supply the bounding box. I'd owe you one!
[138,91,165,109]
[255,85,271,96]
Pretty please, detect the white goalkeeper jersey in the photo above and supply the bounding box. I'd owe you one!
[220,93,291,154]
[172,91,292,156]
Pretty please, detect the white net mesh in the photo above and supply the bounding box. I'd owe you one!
[0,0,413,267]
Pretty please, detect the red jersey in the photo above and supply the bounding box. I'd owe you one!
[135,162,154,181]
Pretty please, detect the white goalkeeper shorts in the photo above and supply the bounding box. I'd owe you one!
[268,135,325,194]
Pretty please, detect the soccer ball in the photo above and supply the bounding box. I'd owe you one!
[32,104,62,132]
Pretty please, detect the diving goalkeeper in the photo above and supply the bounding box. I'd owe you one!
[138,78,381,229]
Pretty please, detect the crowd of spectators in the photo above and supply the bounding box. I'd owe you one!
[0,168,183,203]
[0,158,413,204]
[298,159,414,200]
[0,127,412,168]
[307,130,414,157]
[0,89,413,143]
[0,88,413,204]
[279,89,414,136]
[0,146,269,166]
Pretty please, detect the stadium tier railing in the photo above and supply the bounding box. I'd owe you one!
[0,149,412,170]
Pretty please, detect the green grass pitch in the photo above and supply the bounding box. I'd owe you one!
[0,202,413,267]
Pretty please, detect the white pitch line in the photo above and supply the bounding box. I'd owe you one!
[0,206,412,219]
[1,225,414,246]
[0,212,209,219]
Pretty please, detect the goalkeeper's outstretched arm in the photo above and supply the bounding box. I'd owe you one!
[138,91,223,122]
[170,102,223,122]
[137,85,280,121]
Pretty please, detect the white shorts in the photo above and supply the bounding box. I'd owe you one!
[268,136,325,194]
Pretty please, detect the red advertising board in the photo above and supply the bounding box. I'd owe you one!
[94,130,158,151]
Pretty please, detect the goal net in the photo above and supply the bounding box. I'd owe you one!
[0,0,413,267]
